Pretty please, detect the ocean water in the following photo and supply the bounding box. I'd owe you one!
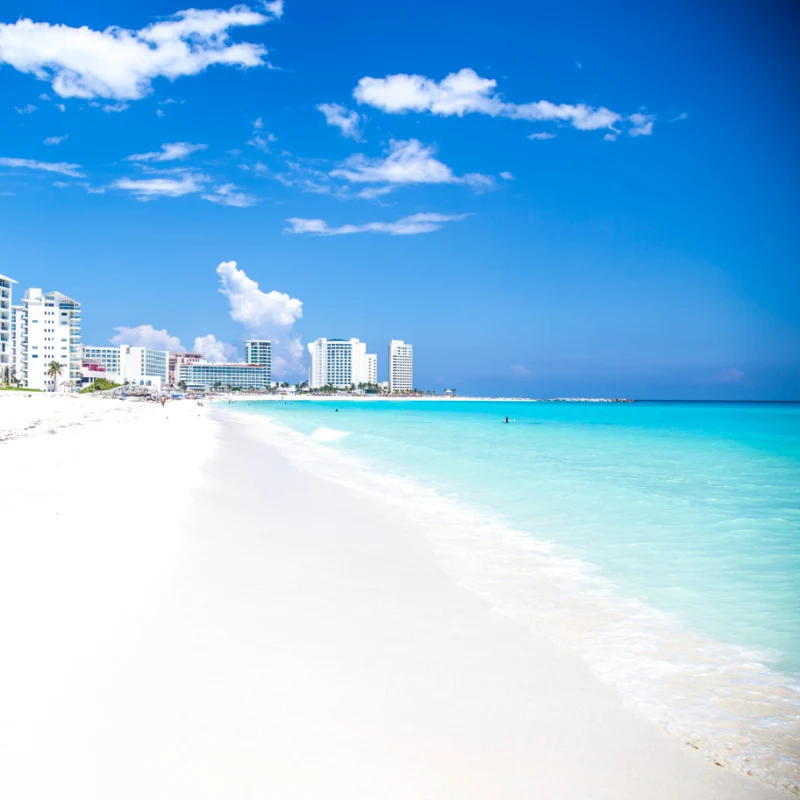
[228,399,800,791]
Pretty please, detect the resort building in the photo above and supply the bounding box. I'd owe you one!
[307,338,375,388]
[245,339,272,371]
[364,353,377,386]
[119,345,169,388]
[169,352,203,384]
[11,288,82,391]
[388,339,413,393]
[0,273,15,383]
[185,362,271,391]
[82,346,121,376]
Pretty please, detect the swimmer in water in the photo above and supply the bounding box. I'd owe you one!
[504,416,509,423]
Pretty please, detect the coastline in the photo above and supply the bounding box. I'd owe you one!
[0,394,790,798]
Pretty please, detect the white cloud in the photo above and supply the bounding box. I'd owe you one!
[192,334,238,362]
[671,112,689,123]
[0,156,83,177]
[112,173,207,200]
[38,92,50,100]
[127,141,207,162]
[43,134,68,145]
[0,7,275,101]
[248,118,277,152]
[528,132,556,141]
[603,133,617,142]
[202,183,257,207]
[285,211,468,236]
[111,324,183,351]
[712,368,747,384]
[499,171,514,180]
[511,364,530,377]
[260,1,284,19]
[56,103,65,112]
[354,68,644,134]
[217,260,302,330]
[330,138,493,189]
[272,336,304,378]
[156,108,165,118]
[317,103,364,140]
[102,101,129,113]
[15,103,37,113]
[628,112,655,137]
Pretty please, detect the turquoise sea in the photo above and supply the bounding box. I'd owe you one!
[229,399,800,790]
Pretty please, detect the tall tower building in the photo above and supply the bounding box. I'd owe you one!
[0,273,15,383]
[364,353,377,386]
[245,339,272,375]
[307,338,370,389]
[388,340,413,393]
[13,289,81,391]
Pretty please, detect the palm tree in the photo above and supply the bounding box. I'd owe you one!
[46,360,63,393]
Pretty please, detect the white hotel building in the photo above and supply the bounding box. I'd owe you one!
[11,288,82,391]
[0,273,15,383]
[307,338,377,389]
[81,344,169,388]
[389,339,413,392]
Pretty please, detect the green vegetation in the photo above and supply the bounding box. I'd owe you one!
[79,378,122,393]
[0,386,42,392]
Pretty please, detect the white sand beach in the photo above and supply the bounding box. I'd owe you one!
[0,393,787,799]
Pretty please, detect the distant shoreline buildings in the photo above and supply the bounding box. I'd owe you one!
[1,273,413,393]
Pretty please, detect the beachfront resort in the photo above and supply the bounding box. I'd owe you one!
[0,275,415,395]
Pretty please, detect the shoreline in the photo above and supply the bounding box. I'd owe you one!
[0,394,791,798]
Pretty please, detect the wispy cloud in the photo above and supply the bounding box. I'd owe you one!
[528,132,556,141]
[113,173,207,200]
[43,134,68,146]
[0,7,278,101]
[0,156,83,177]
[15,103,37,114]
[330,139,493,191]
[285,212,468,236]
[248,118,277,152]
[628,112,655,137]
[317,102,364,140]
[354,68,637,134]
[202,183,257,207]
[126,141,207,162]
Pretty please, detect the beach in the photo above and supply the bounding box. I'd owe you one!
[0,393,790,799]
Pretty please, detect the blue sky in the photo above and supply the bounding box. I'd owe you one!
[1,0,797,398]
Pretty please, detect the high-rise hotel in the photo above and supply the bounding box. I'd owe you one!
[9,288,82,391]
[389,339,413,392]
[307,338,378,389]
[0,273,15,384]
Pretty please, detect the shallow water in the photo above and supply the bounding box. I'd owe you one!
[231,399,800,791]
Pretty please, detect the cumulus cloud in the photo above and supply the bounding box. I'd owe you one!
[354,68,648,135]
[0,6,277,101]
[43,134,68,145]
[126,141,206,162]
[285,211,468,236]
[112,173,207,199]
[628,112,655,137]
[330,138,493,189]
[193,333,238,362]
[215,260,305,377]
[317,102,364,140]
[202,183,257,207]
[0,156,83,177]
[111,324,183,350]
[217,260,302,330]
